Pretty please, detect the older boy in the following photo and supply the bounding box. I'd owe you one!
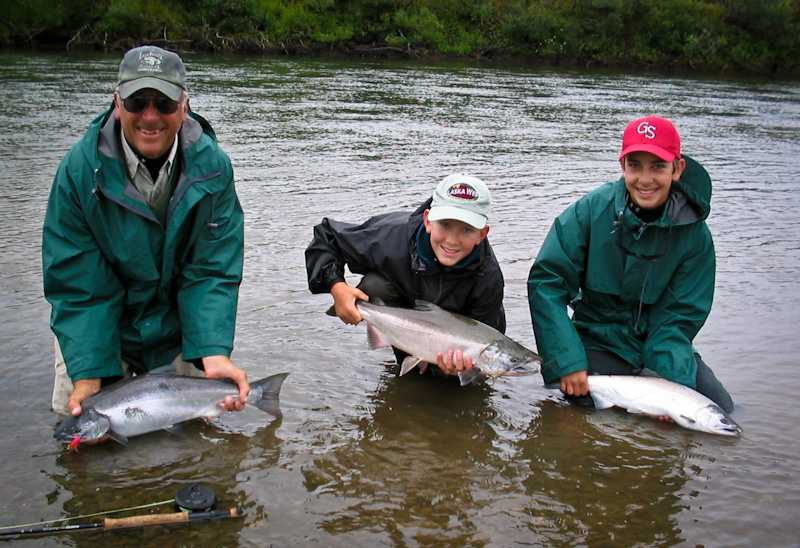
[306,174,505,377]
[528,116,733,412]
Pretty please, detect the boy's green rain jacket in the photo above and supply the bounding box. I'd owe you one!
[528,156,714,389]
[42,107,244,383]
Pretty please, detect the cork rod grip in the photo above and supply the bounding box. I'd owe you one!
[103,512,189,530]
[102,508,240,530]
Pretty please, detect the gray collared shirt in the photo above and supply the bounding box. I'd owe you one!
[120,133,179,206]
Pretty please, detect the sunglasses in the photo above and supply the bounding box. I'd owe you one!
[122,95,181,115]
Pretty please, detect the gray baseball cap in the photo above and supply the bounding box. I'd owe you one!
[427,174,491,229]
[117,45,186,101]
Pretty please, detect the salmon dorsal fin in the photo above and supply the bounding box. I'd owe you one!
[413,300,440,312]
[148,364,179,375]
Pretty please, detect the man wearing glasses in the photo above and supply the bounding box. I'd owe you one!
[43,46,250,422]
[527,116,733,413]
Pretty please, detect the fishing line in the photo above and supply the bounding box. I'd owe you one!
[0,499,173,532]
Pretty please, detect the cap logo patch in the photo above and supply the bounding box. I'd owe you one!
[637,121,657,140]
[447,183,478,201]
[138,51,164,74]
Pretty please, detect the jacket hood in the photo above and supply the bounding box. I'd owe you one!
[668,154,711,224]
[614,154,711,229]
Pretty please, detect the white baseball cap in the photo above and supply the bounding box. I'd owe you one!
[427,174,491,230]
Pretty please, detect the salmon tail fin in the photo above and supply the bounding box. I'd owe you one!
[250,373,289,418]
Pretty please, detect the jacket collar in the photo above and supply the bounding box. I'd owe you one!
[415,224,481,271]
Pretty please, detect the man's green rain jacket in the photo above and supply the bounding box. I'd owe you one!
[527,156,714,389]
[42,107,244,383]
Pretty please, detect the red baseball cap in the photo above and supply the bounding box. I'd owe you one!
[619,116,681,161]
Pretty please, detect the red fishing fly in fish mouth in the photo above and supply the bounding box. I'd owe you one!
[68,437,81,451]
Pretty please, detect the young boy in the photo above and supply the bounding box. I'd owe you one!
[527,116,734,412]
[306,174,505,377]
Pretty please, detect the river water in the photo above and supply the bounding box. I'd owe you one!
[0,51,798,547]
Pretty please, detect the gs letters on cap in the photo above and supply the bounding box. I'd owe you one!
[619,115,681,162]
[428,174,491,230]
[117,45,187,101]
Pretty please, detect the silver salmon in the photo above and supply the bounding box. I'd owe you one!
[356,299,541,385]
[586,375,742,437]
[54,372,288,449]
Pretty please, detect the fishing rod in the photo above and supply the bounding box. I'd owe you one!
[0,508,242,538]
[0,484,243,540]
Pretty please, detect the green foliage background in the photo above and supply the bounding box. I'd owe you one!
[2,0,798,74]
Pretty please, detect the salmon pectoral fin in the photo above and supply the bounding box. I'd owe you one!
[107,430,130,446]
[588,392,616,410]
[366,325,391,350]
[458,368,487,386]
[163,424,186,436]
[400,356,424,376]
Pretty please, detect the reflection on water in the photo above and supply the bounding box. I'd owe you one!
[304,374,499,546]
[1,51,799,547]
[515,406,695,547]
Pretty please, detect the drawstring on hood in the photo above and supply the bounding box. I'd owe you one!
[613,208,672,262]
[614,192,675,330]
[207,194,218,235]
